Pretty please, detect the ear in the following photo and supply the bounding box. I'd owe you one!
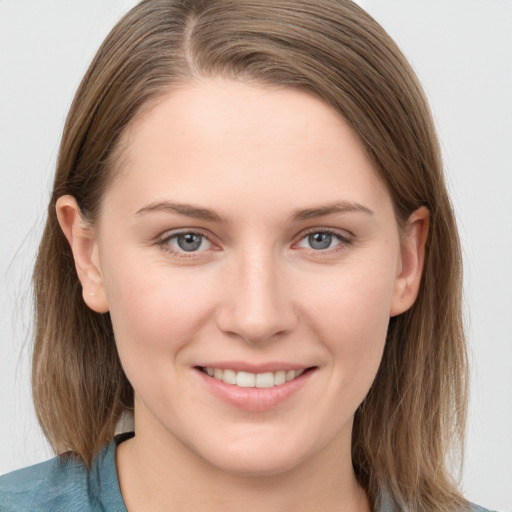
[390,206,430,317]
[56,195,109,313]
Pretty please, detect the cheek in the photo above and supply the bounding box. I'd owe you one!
[306,259,395,332]
[103,258,219,358]
[299,253,397,371]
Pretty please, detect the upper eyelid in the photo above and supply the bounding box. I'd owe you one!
[158,228,213,242]
[297,227,353,240]
[156,229,216,253]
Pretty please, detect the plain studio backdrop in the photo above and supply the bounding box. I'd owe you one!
[1,1,511,510]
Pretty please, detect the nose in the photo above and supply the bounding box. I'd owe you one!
[215,250,298,345]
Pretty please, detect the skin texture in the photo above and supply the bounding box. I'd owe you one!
[57,79,428,512]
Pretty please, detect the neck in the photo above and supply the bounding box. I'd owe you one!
[116,424,370,512]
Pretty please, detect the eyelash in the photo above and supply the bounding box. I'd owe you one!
[156,228,353,258]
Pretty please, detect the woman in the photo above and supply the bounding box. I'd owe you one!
[0,1,495,510]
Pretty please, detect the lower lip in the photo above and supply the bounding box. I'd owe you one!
[195,368,315,412]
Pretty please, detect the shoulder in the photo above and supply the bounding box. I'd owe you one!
[0,434,130,512]
[469,504,499,512]
[378,493,497,512]
[0,454,94,511]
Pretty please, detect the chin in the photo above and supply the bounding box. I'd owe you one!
[192,430,317,478]
[207,450,307,478]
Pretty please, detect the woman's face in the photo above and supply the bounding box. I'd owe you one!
[80,80,423,476]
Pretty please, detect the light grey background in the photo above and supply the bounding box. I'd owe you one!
[1,1,511,510]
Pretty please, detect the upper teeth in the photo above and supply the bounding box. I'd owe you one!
[204,368,305,388]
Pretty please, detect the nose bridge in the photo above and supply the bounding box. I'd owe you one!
[217,244,297,344]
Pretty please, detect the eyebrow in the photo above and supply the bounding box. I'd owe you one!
[135,199,374,223]
[136,201,226,223]
[290,201,374,221]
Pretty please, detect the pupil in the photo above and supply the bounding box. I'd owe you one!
[309,232,332,250]
[177,233,202,251]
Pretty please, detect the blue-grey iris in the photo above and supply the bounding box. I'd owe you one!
[177,233,202,251]
[308,232,332,250]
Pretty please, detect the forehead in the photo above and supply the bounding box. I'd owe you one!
[103,79,392,217]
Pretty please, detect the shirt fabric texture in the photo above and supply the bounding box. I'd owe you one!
[0,433,495,512]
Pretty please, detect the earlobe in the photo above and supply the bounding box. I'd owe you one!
[390,206,430,317]
[56,195,109,313]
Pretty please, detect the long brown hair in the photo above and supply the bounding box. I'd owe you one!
[32,1,467,510]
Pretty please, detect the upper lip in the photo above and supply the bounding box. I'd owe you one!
[196,361,315,373]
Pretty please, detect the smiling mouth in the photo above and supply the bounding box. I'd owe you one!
[198,366,315,388]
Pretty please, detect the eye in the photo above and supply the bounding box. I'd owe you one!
[296,230,349,251]
[164,232,212,253]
